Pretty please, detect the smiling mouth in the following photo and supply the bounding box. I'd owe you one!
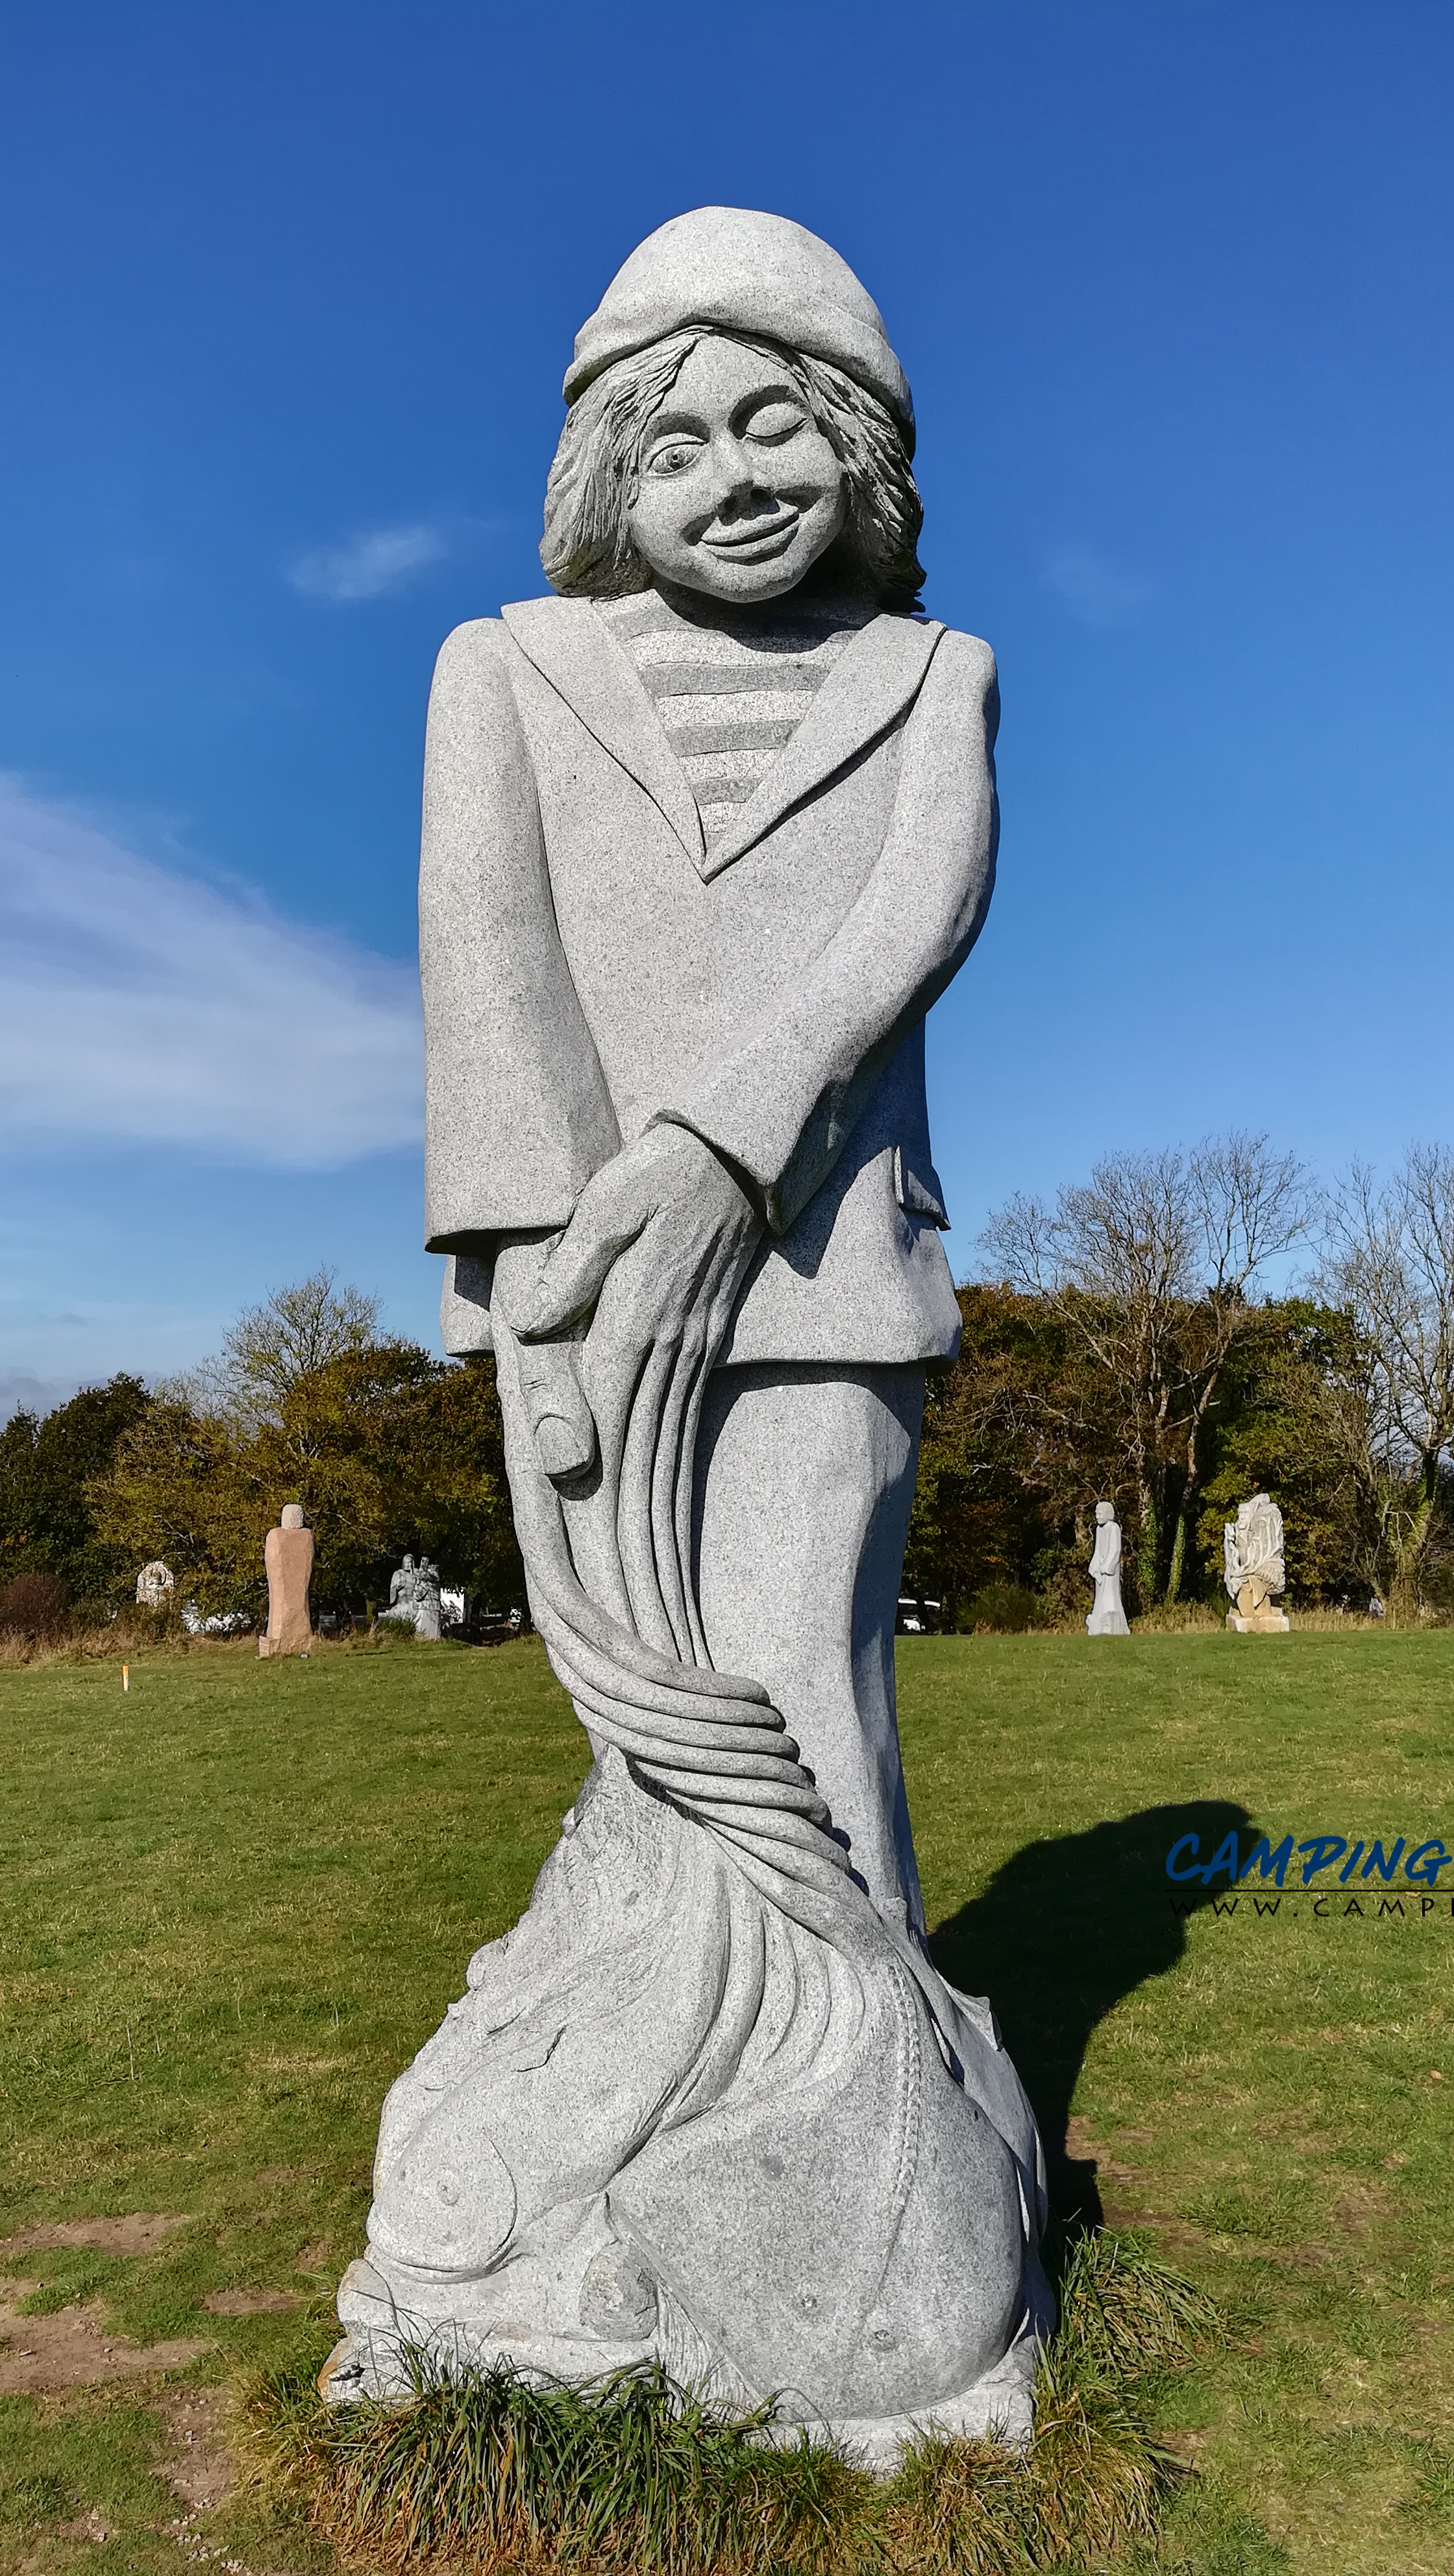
[700,510,802,560]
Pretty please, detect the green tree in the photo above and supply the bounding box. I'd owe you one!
[0,1376,153,1607]
[980,1135,1311,1603]
[86,1397,264,1617]
[90,1298,524,1624]
[904,1284,1376,1623]
[1195,1300,1369,1603]
[185,1267,383,1431]
[903,1285,1122,1624]
[248,1339,522,1611]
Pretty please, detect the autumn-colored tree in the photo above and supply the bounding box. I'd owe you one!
[90,1278,524,1622]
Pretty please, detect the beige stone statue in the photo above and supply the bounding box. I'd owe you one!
[135,1560,174,1609]
[258,1502,314,1656]
[1223,1492,1290,1633]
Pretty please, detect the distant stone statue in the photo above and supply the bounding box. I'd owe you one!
[1085,1504,1129,1635]
[135,1561,174,1609]
[1224,1493,1290,1633]
[384,1554,418,1622]
[258,1503,314,1656]
[382,1552,443,1641]
[412,1555,442,1641]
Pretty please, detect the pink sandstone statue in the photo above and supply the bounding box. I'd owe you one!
[258,1502,314,1656]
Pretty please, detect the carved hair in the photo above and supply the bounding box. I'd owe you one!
[541,329,926,609]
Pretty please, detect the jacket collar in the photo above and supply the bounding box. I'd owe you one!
[500,595,944,881]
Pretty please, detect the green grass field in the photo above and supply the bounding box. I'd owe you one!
[2,1632,1452,2574]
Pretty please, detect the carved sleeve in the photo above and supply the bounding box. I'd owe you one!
[421,620,621,1252]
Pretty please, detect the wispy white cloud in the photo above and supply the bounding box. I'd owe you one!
[1043,545,1154,631]
[289,521,447,602]
[0,776,422,1165]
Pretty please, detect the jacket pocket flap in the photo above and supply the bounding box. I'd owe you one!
[893,1146,950,1228]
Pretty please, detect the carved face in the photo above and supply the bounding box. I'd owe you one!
[624,336,847,604]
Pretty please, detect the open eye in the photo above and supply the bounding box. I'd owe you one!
[643,436,704,478]
[743,399,807,446]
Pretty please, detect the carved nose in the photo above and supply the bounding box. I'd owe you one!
[706,436,770,517]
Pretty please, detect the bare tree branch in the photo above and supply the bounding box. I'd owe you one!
[978,1135,1312,1600]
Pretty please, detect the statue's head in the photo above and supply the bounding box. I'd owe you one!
[1095,1500,1115,1524]
[280,1502,304,1531]
[542,208,923,612]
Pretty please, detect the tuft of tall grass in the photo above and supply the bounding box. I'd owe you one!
[241,2234,1217,2574]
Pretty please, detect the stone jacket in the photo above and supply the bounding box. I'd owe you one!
[423,593,998,1367]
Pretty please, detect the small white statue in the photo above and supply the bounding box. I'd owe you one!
[1224,1492,1290,1632]
[136,1561,174,1609]
[1085,1504,1129,1635]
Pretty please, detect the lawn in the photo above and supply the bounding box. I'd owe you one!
[1,1631,1451,2573]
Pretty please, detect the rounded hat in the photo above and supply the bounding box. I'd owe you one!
[563,206,914,449]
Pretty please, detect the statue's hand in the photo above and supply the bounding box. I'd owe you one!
[495,1132,760,1492]
[519,1125,762,1352]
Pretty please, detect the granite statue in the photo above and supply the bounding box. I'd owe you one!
[1224,1492,1290,1633]
[135,1559,175,1610]
[327,206,1048,2464]
[258,1502,314,1657]
[382,1552,443,1642]
[1085,1504,1129,1636]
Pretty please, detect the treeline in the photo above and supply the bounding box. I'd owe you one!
[3,1137,1451,1638]
[908,1135,1454,1625]
[905,1284,1390,1623]
[0,1272,523,1633]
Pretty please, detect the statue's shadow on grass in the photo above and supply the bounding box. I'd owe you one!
[928,1800,1255,2240]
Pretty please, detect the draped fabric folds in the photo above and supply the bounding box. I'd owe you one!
[489,1235,866,1938]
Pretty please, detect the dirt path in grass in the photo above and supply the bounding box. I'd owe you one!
[0,2275,208,2395]
[0,2211,191,2259]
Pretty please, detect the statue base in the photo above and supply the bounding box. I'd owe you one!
[1226,1609,1290,1633]
[318,2270,1039,2472]
[327,1750,1049,2475]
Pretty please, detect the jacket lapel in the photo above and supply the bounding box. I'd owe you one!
[700,613,946,880]
[500,597,945,886]
[500,597,706,866]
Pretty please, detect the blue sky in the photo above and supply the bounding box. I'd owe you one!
[3,1,1451,1414]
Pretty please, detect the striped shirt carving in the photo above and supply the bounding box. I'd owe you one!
[596,590,875,849]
